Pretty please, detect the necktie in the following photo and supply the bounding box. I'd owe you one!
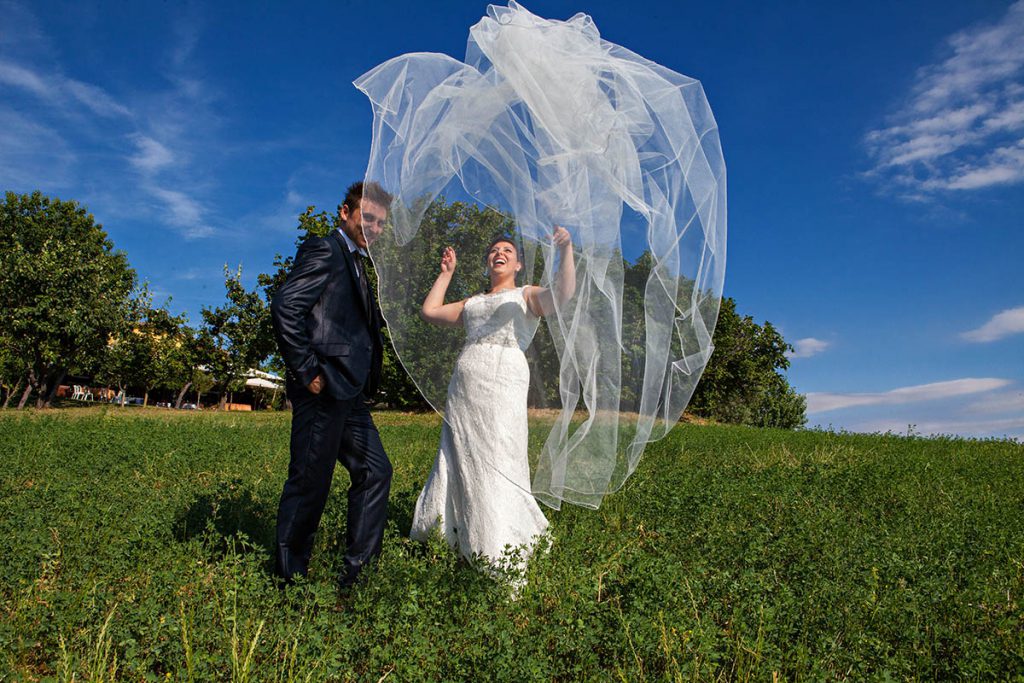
[354,252,370,310]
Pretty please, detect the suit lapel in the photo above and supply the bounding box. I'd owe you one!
[330,231,371,318]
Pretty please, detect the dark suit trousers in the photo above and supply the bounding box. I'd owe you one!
[275,385,392,586]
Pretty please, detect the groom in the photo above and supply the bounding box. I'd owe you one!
[271,180,393,590]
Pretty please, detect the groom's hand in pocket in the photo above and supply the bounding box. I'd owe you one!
[307,374,325,395]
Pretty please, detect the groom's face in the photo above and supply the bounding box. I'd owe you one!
[340,198,388,251]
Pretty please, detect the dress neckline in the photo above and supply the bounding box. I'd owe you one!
[475,286,521,298]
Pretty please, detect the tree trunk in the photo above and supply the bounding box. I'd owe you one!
[197,391,204,408]
[34,372,49,409]
[175,381,192,409]
[1,378,21,409]
[39,368,66,409]
[143,389,149,407]
[17,374,34,409]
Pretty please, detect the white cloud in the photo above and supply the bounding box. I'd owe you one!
[173,267,211,281]
[965,389,1024,415]
[787,337,830,359]
[850,415,1024,440]
[806,377,1011,413]
[0,59,131,119]
[0,1,49,54]
[865,1,1024,193]
[812,381,1024,440]
[129,135,175,173]
[962,306,1024,342]
[64,79,132,118]
[0,59,49,96]
[148,186,213,239]
[0,109,76,189]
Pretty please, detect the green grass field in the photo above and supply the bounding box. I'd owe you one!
[1,408,1022,681]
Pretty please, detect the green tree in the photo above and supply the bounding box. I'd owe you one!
[96,287,147,404]
[98,286,190,406]
[159,322,208,409]
[688,297,806,429]
[615,252,805,428]
[0,332,26,409]
[0,191,135,408]
[256,198,805,428]
[202,264,276,407]
[620,250,654,412]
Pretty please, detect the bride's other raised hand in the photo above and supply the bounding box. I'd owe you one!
[440,246,457,275]
[421,245,466,327]
[525,225,577,317]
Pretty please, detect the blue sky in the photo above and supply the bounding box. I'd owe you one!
[1,0,1021,438]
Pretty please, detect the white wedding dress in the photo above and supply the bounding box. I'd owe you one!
[410,287,549,572]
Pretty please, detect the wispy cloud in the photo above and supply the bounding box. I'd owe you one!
[0,1,47,53]
[173,267,213,281]
[148,186,213,239]
[811,380,1024,440]
[0,60,48,96]
[0,58,131,119]
[787,337,830,359]
[129,134,175,173]
[962,305,1024,342]
[64,79,132,118]
[0,109,75,188]
[0,3,226,241]
[965,389,1024,415]
[865,1,1024,194]
[850,415,1024,440]
[806,377,1011,413]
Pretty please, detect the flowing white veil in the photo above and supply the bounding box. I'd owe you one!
[356,1,726,509]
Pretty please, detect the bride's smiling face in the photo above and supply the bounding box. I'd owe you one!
[486,240,520,277]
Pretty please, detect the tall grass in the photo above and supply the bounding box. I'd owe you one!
[1,408,1022,680]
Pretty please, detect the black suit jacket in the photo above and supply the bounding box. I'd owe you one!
[271,231,383,400]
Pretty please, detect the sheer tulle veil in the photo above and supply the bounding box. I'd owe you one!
[356,2,726,509]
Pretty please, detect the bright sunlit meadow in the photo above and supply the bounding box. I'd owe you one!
[2,408,1022,680]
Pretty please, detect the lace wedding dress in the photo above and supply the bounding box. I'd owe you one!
[410,287,549,571]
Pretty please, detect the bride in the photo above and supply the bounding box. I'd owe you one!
[358,0,726,512]
[410,226,575,575]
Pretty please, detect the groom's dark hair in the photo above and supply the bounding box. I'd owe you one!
[341,181,393,213]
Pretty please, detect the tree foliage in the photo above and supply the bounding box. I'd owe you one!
[201,265,276,407]
[261,198,806,428]
[689,297,807,429]
[0,190,803,425]
[0,191,135,408]
[97,286,192,406]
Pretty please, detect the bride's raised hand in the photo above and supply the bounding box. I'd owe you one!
[440,246,457,275]
[552,225,571,250]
